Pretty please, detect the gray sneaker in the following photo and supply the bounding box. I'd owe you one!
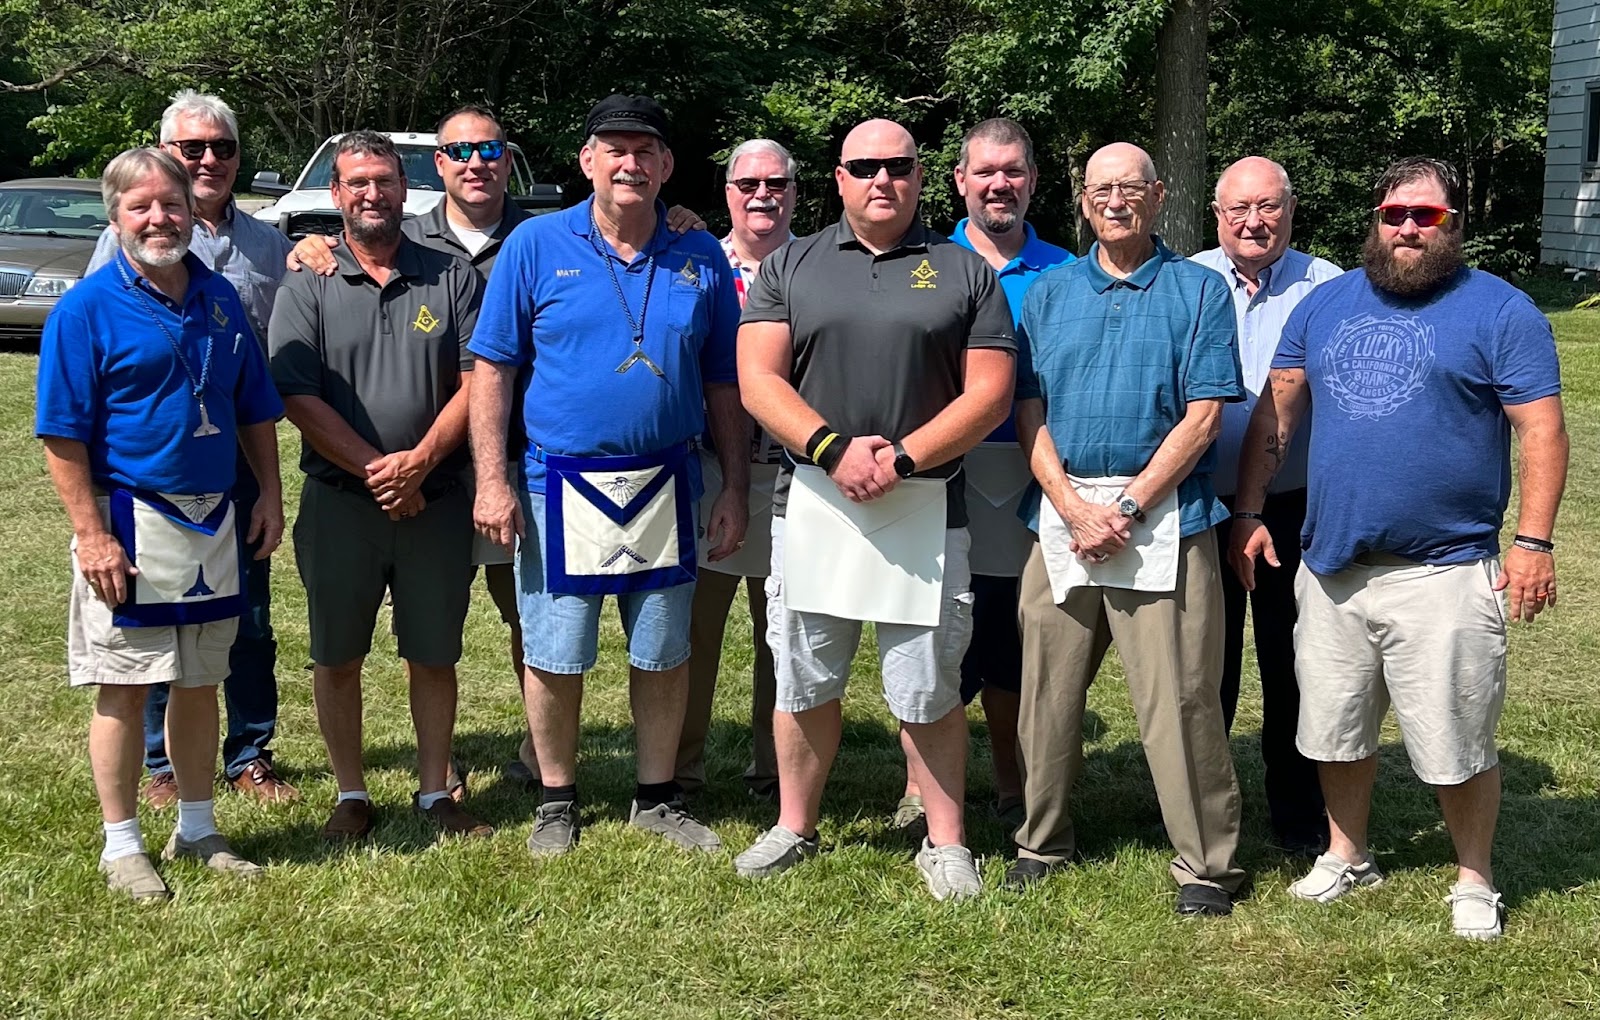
[916,839,982,901]
[1289,852,1384,903]
[734,826,820,878]
[629,799,722,853]
[162,832,263,878]
[1446,881,1505,941]
[99,852,171,903]
[527,800,579,858]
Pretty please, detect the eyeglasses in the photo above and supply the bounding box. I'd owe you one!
[729,176,792,194]
[169,139,238,160]
[1374,204,1456,228]
[1087,179,1152,203]
[336,177,402,194]
[842,157,917,179]
[438,140,506,163]
[1217,201,1284,224]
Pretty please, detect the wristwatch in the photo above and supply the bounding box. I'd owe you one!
[1116,494,1146,524]
[893,442,916,479]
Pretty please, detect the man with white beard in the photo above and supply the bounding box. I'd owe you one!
[36,147,286,900]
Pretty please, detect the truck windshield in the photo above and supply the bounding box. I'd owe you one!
[298,143,443,192]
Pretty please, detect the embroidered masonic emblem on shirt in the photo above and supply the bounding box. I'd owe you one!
[678,257,700,287]
[211,300,229,328]
[412,304,441,333]
[910,259,938,289]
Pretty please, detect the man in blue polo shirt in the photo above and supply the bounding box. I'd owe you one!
[470,95,747,859]
[1007,142,1247,916]
[37,148,285,902]
[894,118,1073,841]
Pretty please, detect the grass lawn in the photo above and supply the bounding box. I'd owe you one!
[3,310,1600,1020]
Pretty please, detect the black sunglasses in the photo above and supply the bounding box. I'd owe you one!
[170,139,238,160]
[730,176,792,194]
[438,139,506,163]
[842,157,917,179]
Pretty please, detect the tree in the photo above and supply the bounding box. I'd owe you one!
[1151,0,1208,254]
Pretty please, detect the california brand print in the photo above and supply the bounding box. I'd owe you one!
[1321,313,1436,421]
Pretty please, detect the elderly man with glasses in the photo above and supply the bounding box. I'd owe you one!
[675,138,798,802]
[87,90,298,808]
[1007,142,1247,917]
[734,119,1015,899]
[1191,157,1342,858]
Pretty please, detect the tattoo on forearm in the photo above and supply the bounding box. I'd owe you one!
[1267,432,1289,470]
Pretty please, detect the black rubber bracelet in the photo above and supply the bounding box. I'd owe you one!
[1513,534,1554,552]
[804,425,832,462]
[1232,511,1264,521]
[816,434,850,474]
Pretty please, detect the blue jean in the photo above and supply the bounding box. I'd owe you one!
[144,479,278,779]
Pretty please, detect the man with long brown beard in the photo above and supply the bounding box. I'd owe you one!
[1230,157,1568,940]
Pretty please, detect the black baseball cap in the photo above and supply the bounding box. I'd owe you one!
[584,94,670,145]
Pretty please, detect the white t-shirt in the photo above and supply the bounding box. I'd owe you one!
[448,218,500,257]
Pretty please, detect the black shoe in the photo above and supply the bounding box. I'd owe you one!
[1003,857,1064,890]
[1174,884,1233,917]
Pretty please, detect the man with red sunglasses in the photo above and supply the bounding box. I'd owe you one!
[1231,156,1568,940]
[87,90,297,809]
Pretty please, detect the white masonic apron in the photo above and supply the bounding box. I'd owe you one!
[697,452,779,578]
[105,487,242,627]
[963,444,1035,578]
[783,465,947,626]
[543,445,696,596]
[1038,474,1180,603]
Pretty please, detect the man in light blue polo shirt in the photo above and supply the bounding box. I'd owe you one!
[469,95,748,859]
[1007,142,1247,916]
[1191,156,1342,857]
[894,118,1072,841]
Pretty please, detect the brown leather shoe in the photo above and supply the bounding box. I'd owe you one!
[320,798,374,841]
[230,759,301,803]
[415,794,494,838]
[140,771,179,810]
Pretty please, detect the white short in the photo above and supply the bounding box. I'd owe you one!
[1294,557,1507,785]
[764,516,974,724]
[67,554,236,688]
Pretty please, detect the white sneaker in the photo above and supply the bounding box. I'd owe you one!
[1445,881,1505,941]
[734,826,819,879]
[1289,852,1384,903]
[915,839,981,902]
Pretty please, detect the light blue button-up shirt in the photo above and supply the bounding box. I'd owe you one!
[1188,246,1342,496]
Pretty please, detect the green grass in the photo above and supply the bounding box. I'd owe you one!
[5,315,1600,1019]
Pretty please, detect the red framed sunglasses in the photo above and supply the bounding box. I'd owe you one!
[1374,204,1456,228]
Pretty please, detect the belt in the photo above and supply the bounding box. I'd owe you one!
[528,438,699,464]
[1352,551,1418,567]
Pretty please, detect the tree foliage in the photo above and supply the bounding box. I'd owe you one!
[0,0,1554,268]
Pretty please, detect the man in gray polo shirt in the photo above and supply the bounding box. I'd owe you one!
[269,131,491,842]
[88,89,298,807]
[290,105,541,795]
[734,118,1016,900]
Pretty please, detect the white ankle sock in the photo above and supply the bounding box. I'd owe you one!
[176,799,219,841]
[337,790,371,804]
[101,817,145,863]
[416,790,451,810]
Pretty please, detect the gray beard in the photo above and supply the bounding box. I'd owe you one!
[122,229,191,269]
[346,210,402,245]
[974,208,1019,235]
[1362,226,1465,298]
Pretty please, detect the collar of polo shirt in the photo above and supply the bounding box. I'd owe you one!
[1084,235,1174,293]
[333,234,426,280]
[832,214,932,253]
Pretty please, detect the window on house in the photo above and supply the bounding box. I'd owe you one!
[1586,81,1600,166]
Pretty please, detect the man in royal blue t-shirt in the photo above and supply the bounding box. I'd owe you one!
[1231,157,1568,941]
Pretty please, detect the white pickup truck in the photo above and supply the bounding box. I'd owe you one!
[250,130,561,237]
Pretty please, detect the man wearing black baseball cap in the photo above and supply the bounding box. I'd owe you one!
[468,93,750,859]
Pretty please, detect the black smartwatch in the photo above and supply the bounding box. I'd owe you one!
[893,442,916,479]
[1116,494,1146,524]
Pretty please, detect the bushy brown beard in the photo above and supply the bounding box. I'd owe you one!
[1362,223,1465,298]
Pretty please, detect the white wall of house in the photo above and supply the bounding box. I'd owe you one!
[1544,0,1600,268]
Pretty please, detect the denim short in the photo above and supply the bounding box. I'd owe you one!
[515,489,695,675]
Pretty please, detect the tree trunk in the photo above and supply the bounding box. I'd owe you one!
[1152,0,1209,255]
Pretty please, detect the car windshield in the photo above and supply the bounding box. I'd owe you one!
[298,143,442,192]
[0,186,108,239]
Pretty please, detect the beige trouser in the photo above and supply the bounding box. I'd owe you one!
[1015,532,1245,892]
[676,567,778,793]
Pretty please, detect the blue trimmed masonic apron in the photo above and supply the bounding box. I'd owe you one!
[106,487,243,627]
[543,445,697,596]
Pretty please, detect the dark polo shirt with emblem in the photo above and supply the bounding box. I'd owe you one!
[268,235,481,494]
[740,216,1016,527]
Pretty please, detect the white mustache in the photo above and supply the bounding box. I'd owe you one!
[612,172,649,186]
[745,199,779,214]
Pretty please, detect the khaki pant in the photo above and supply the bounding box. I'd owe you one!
[676,567,778,793]
[1015,533,1244,892]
